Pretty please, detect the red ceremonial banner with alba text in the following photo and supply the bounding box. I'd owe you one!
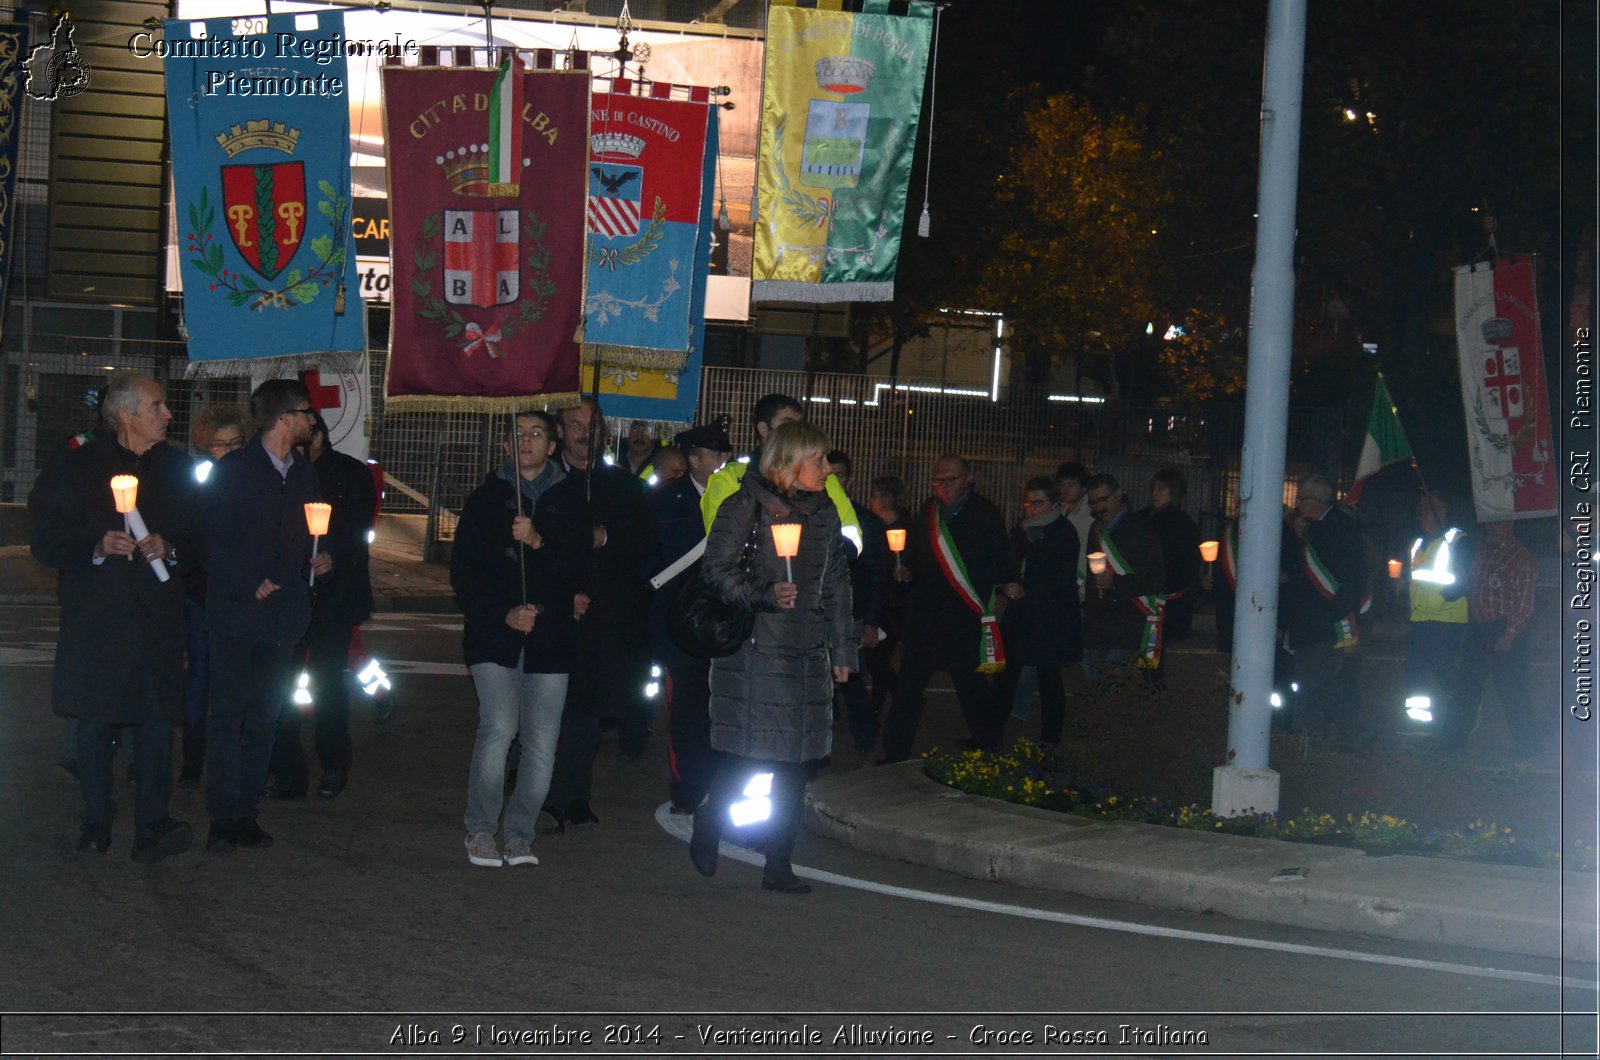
[383,63,588,409]
[1453,257,1558,521]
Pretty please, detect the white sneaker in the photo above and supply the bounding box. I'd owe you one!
[465,831,502,867]
[504,836,539,867]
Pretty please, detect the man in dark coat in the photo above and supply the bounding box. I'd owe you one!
[1282,474,1370,742]
[880,455,1013,763]
[269,411,375,800]
[995,476,1083,747]
[29,371,199,862]
[1082,473,1166,682]
[643,419,731,813]
[202,378,327,853]
[537,397,658,825]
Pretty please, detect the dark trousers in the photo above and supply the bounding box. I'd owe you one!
[271,614,354,788]
[76,680,173,839]
[863,632,899,715]
[1443,619,1529,750]
[665,662,719,811]
[206,635,292,822]
[181,598,209,780]
[840,670,878,753]
[1294,642,1364,738]
[993,664,1067,745]
[547,709,602,811]
[703,756,807,861]
[1406,621,1466,730]
[883,640,996,761]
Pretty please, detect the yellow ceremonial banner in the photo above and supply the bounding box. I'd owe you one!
[753,0,933,303]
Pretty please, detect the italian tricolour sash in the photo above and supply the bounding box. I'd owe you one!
[928,504,1005,674]
[1099,530,1172,670]
[1301,540,1368,650]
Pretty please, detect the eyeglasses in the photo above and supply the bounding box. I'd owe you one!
[1021,498,1050,510]
[286,407,315,418]
[206,437,247,455]
[1086,492,1114,505]
[932,475,967,486]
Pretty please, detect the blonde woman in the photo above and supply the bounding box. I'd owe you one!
[688,421,857,894]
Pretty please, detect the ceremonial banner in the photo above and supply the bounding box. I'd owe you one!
[164,12,366,376]
[752,0,932,303]
[1453,257,1557,520]
[384,59,587,410]
[583,85,713,371]
[0,22,26,347]
[249,357,371,461]
[592,103,717,427]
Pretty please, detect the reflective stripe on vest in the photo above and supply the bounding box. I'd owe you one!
[1409,528,1467,623]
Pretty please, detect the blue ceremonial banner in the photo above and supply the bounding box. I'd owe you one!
[582,85,714,371]
[594,107,716,427]
[0,22,27,346]
[164,11,365,376]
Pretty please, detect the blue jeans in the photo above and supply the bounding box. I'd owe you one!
[464,663,567,841]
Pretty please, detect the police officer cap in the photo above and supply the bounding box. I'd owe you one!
[674,417,731,454]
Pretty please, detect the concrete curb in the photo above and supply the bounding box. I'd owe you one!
[805,763,1595,960]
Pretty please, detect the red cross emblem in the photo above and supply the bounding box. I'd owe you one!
[442,210,520,309]
[1480,346,1523,420]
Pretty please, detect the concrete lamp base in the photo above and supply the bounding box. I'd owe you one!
[1211,765,1281,818]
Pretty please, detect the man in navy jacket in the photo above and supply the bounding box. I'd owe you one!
[203,379,328,853]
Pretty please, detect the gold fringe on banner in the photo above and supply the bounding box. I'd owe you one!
[183,352,364,380]
[579,343,691,372]
[380,391,583,414]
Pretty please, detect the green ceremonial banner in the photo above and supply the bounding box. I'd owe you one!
[752,0,933,303]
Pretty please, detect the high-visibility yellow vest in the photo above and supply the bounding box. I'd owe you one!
[1408,528,1468,624]
[700,458,863,555]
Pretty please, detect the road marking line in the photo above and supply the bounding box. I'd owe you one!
[655,804,1588,990]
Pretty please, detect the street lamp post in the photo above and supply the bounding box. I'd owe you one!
[1213,0,1307,819]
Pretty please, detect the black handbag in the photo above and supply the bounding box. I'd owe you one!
[667,525,759,659]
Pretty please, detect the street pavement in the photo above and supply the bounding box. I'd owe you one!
[2,546,1597,1055]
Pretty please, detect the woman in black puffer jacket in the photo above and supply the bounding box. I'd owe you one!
[689,421,857,894]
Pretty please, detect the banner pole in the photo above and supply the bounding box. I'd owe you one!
[512,416,527,610]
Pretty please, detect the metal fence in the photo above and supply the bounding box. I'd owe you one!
[3,336,1352,555]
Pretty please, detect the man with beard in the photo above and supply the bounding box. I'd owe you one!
[201,379,328,853]
[537,397,658,825]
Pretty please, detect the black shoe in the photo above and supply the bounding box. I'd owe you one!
[317,768,347,798]
[234,818,273,848]
[131,818,192,864]
[206,819,237,853]
[540,804,566,834]
[267,777,307,800]
[75,822,111,854]
[761,855,811,894]
[689,806,720,877]
[567,801,599,826]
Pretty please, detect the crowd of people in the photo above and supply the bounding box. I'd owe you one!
[28,377,1540,886]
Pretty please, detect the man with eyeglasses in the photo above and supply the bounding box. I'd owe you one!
[1081,472,1165,683]
[879,454,1012,763]
[200,379,329,854]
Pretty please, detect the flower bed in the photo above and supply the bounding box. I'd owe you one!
[922,738,1594,872]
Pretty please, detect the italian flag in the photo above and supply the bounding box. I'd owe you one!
[1347,374,1414,505]
[486,54,524,197]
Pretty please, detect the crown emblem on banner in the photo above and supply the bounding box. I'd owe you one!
[1480,316,1514,344]
[814,56,875,94]
[437,145,493,196]
[215,120,301,158]
[591,132,646,159]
